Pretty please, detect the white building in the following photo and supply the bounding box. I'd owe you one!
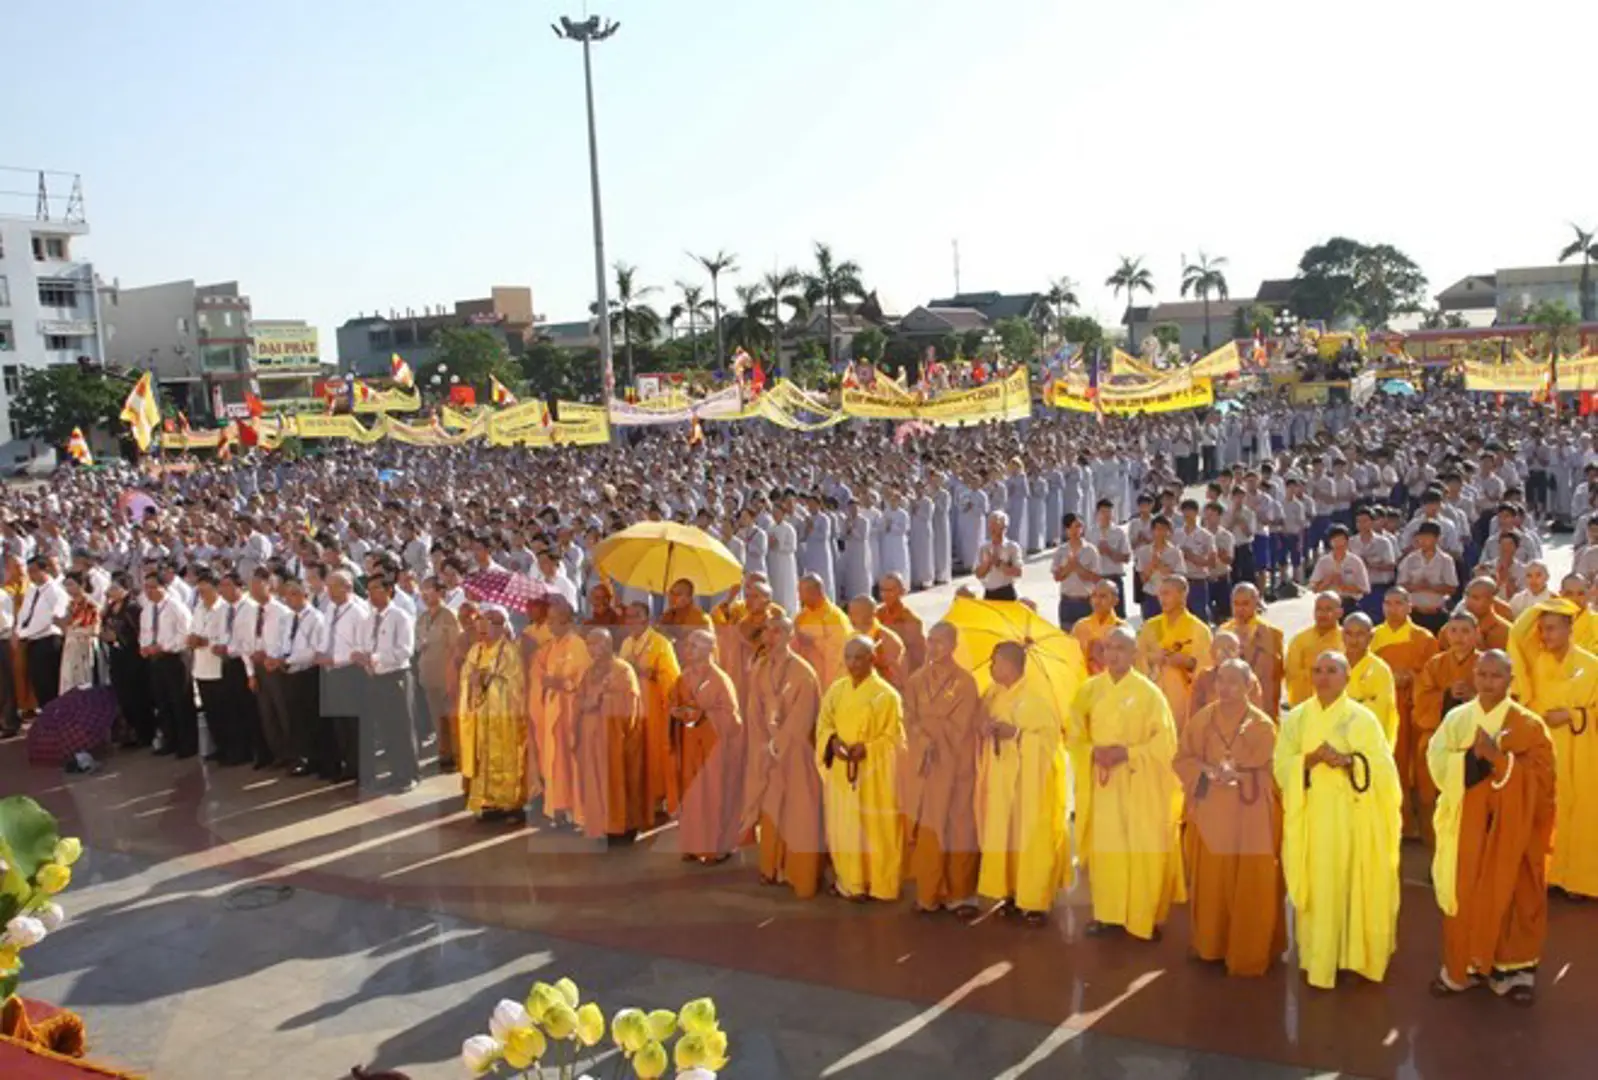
[0,169,105,456]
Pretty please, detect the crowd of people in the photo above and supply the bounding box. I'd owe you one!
[3,387,1596,1005]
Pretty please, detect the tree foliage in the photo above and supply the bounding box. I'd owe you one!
[1058,315,1105,351]
[12,365,131,445]
[851,326,887,363]
[1289,237,1427,329]
[789,340,832,387]
[1230,303,1277,338]
[1523,298,1581,355]
[418,327,520,396]
[993,317,1039,362]
[1151,323,1182,349]
[519,341,601,401]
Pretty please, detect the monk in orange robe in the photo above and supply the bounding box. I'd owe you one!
[658,577,714,665]
[1188,631,1264,721]
[1174,659,1284,976]
[794,574,851,693]
[1221,582,1284,715]
[584,582,624,635]
[723,577,782,712]
[620,601,681,818]
[848,595,908,690]
[1428,650,1555,1004]
[876,573,927,674]
[670,629,744,864]
[900,621,983,915]
[1412,612,1481,844]
[1462,578,1511,652]
[1072,581,1124,676]
[573,629,647,841]
[527,599,590,826]
[740,614,824,898]
[1374,587,1439,836]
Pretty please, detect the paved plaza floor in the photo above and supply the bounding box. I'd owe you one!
[10,540,1593,1079]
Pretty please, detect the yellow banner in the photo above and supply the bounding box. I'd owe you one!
[294,415,369,440]
[1111,349,1160,378]
[1188,341,1240,379]
[440,406,481,431]
[160,429,223,450]
[1051,377,1213,414]
[1461,358,1598,393]
[355,388,421,414]
[842,368,1030,424]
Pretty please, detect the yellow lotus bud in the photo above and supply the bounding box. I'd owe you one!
[35,863,71,895]
[575,1001,605,1046]
[633,1040,668,1079]
[502,1025,547,1070]
[554,976,581,1008]
[542,1001,579,1040]
[703,1027,730,1069]
[645,1008,677,1041]
[678,997,717,1036]
[0,944,20,974]
[52,838,83,867]
[675,1033,709,1070]
[526,982,562,1022]
[610,1008,649,1053]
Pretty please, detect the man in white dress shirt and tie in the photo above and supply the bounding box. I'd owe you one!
[360,573,419,792]
[219,571,267,768]
[140,570,197,758]
[279,577,325,777]
[189,571,232,763]
[17,557,67,712]
[316,570,368,784]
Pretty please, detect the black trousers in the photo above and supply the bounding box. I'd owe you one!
[984,584,1018,601]
[319,664,362,781]
[1057,597,1093,629]
[25,636,63,710]
[286,668,321,764]
[196,678,229,759]
[255,669,293,763]
[0,640,18,731]
[366,670,420,787]
[221,657,265,765]
[108,648,154,744]
[150,653,198,756]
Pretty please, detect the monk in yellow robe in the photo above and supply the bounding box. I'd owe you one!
[848,595,907,690]
[901,622,982,916]
[669,630,744,864]
[1343,613,1399,747]
[1135,575,1212,730]
[620,601,681,818]
[1411,612,1479,843]
[1067,627,1184,941]
[794,573,851,693]
[658,577,714,665]
[1071,580,1124,676]
[573,629,647,841]
[1221,583,1284,715]
[1428,650,1555,1004]
[816,635,906,901]
[528,599,590,826]
[1372,587,1438,818]
[1273,651,1402,990]
[1174,659,1283,976]
[739,614,824,899]
[976,641,1071,925]
[1508,596,1598,898]
[4,555,35,716]
[457,606,529,822]
[877,573,927,674]
[724,578,782,712]
[1284,592,1345,708]
[1552,573,1598,651]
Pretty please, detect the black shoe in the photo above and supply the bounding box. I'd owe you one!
[288,762,313,777]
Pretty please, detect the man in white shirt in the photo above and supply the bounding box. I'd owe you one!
[17,557,68,710]
[361,573,419,791]
[244,568,291,767]
[974,511,1024,601]
[1086,498,1131,617]
[279,577,325,777]
[189,571,232,763]
[1051,512,1101,628]
[315,570,369,783]
[218,571,266,768]
[140,570,197,758]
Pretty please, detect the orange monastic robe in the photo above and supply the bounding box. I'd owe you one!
[671,661,745,859]
[574,657,646,838]
[1411,648,1481,844]
[741,650,824,897]
[659,604,714,665]
[1222,617,1286,715]
[1374,620,1440,838]
[901,658,983,911]
[528,632,590,820]
[1136,610,1212,730]
[621,626,682,816]
[865,621,909,691]
[1173,702,1285,976]
[877,602,927,674]
[795,600,851,694]
[1072,612,1125,676]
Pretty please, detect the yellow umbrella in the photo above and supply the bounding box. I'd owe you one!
[943,596,1088,714]
[591,521,744,597]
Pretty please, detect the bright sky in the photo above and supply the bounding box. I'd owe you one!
[7,0,1595,355]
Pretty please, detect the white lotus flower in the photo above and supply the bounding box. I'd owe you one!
[37,903,66,932]
[490,998,533,1041]
[4,915,48,948]
[676,1069,718,1080]
[461,1035,502,1076]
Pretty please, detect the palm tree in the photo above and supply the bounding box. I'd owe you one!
[1105,256,1155,347]
[761,267,805,373]
[610,262,660,389]
[725,283,774,353]
[1044,277,1079,339]
[802,242,866,367]
[1180,252,1230,351]
[691,250,739,372]
[1526,298,1580,359]
[1559,224,1598,322]
[674,282,710,368]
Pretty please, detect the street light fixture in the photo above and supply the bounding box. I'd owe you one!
[553,14,621,403]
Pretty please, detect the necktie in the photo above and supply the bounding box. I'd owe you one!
[289,611,301,656]
[255,605,266,637]
[372,610,386,663]
[226,604,237,634]
[23,589,39,628]
[151,603,163,650]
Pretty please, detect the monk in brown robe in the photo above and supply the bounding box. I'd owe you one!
[584,582,624,634]
[1428,649,1555,1005]
[1462,578,1511,652]
[1412,612,1481,844]
[1173,659,1284,976]
[1374,587,1439,837]
[876,573,927,674]
[527,599,589,827]
[740,614,824,897]
[573,629,647,842]
[1188,631,1264,721]
[1220,582,1284,715]
[1071,580,1125,676]
[669,629,744,864]
[658,578,714,665]
[901,621,983,916]
[847,594,908,691]
[727,578,782,712]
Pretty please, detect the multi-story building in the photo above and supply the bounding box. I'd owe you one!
[1436,265,1594,324]
[336,285,537,377]
[0,168,106,453]
[102,279,322,420]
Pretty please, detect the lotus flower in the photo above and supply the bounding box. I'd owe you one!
[490,999,533,1042]
[4,916,48,949]
[646,1009,677,1040]
[543,1001,579,1041]
[53,838,83,867]
[576,1001,605,1046]
[461,1035,501,1076]
[633,1041,668,1079]
[35,863,71,895]
[611,1008,650,1054]
[37,903,66,933]
[503,1025,547,1070]
[678,998,717,1037]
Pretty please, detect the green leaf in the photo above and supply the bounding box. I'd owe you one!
[0,970,20,1002]
[0,796,62,886]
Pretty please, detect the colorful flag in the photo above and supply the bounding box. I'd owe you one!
[177,411,192,434]
[390,353,415,389]
[490,376,517,406]
[750,358,767,396]
[244,390,265,418]
[66,427,92,465]
[119,372,161,452]
[687,415,704,447]
[1087,346,1105,425]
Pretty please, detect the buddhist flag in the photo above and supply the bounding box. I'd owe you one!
[490,376,517,406]
[390,353,415,389]
[120,372,161,452]
[687,414,704,447]
[352,380,376,405]
[66,427,92,465]
[1086,345,1105,424]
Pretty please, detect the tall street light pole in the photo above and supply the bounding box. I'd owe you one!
[553,15,620,402]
